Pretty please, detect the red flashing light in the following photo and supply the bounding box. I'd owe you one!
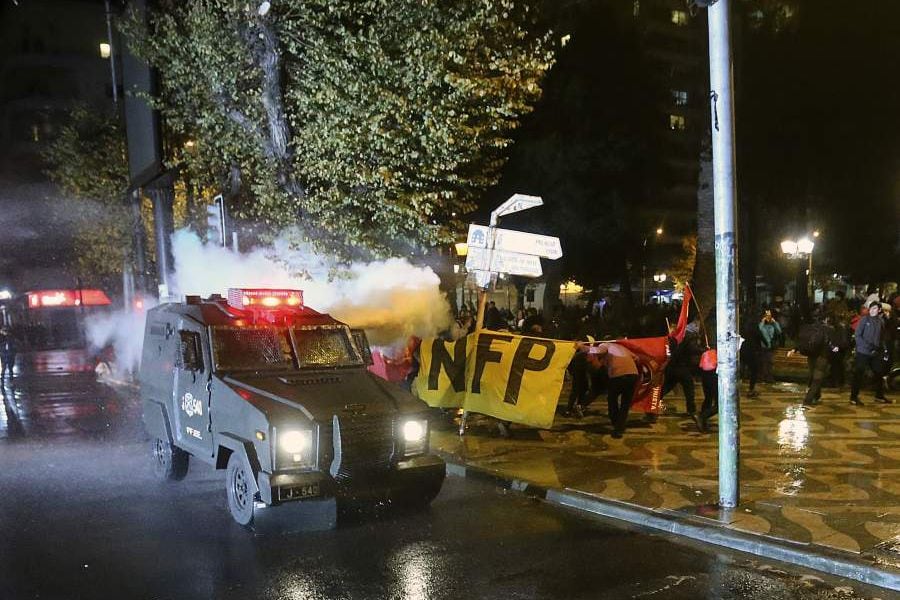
[227,288,304,311]
[26,289,112,308]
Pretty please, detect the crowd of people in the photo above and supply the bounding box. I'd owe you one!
[444,286,897,438]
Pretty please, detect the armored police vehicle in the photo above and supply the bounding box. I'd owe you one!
[140,288,445,529]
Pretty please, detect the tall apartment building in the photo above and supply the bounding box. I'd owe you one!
[0,0,113,289]
[0,0,112,175]
[623,0,709,273]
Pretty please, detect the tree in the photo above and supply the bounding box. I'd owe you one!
[121,0,555,258]
[43,107,197,290]
[42,106,133,290]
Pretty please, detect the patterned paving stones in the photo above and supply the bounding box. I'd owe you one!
[432,382,900,567]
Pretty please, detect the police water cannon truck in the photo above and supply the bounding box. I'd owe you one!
[140,288,445,529]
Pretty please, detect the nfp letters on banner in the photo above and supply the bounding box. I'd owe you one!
[415,332,576,429]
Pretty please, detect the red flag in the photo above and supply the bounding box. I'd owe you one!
[672,284,692,344]
[616,336,668,414]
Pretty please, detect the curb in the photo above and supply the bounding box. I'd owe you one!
[439,455,900,592]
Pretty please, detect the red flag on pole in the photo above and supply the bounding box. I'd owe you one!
[672,284,692,344]
[616,336,668,414]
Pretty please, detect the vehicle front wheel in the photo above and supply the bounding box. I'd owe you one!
[225,453,257,527]
[152,437,189,481]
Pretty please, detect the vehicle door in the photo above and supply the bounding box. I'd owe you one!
[171,320,214,458]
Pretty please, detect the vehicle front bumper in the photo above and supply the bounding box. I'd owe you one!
[258,454,446,506]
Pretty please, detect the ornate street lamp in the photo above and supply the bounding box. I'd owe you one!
[781,236,815,316]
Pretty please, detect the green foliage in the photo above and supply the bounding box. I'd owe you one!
[122,0,554,257]
[43,106,129,202]
[43,106,132,288]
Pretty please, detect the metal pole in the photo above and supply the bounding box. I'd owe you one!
[808,252,813,307]
[475,289,488,331]
[150,186,175,300]
[707,0,741,508]
[104,0,118,106]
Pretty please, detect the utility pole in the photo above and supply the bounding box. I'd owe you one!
[104,0,118,106]
[699,0,741,508]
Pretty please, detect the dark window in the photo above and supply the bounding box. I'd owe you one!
[177,331,204,372]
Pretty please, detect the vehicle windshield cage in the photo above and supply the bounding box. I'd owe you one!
[211,324,367,370]
[212,326,294,371]
[292,325,364,368]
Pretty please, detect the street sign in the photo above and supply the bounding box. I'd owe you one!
[467,224,562,260]
[491,193,543,223]
[466,247,542,277]
[207,195,226,246]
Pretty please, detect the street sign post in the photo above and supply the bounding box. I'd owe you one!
[462,193,560,438]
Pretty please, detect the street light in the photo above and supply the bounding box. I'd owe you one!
[653,273,667,303]
[781,236,815,315]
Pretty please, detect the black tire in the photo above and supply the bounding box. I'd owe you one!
[225,453,256,527]
[152,437,189,481]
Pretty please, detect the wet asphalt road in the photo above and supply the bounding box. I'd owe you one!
[0,352,891,600]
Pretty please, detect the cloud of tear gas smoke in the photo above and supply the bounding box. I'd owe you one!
[170,230,452,347]
[86,229,453,376]
[84,297,158,378]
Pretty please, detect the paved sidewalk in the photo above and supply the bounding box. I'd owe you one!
[431,382,900,590]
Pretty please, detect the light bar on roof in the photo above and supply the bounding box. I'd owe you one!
[227,288,304,311]
[26,289,112,308]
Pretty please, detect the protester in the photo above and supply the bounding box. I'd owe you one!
[850,301,890,405]
[789,314,839,406]
[0,327,18,379]
[740,315,762,398]
[564,350,593,418]
[693,346,718,433]
[758,309,782,383]
[484,301,504,330]
[662,322,699,415]
[385,335,422,393]
[590,342,639,439]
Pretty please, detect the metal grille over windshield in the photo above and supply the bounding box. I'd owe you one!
[293,327,362,368]
[212,326,294,371]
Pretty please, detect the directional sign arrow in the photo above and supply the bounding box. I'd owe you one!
[465,247,543,277]
[467,224,562,260]
[491,193,543,223]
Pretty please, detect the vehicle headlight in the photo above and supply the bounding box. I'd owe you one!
[403,420,426,443]
[278,429,313,466]
[400,419,428,457]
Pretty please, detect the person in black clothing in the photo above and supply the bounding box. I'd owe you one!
[484,301,504,330]
[828,318,851,388]
[0,328,18,379]
[565,351,591,418]
[662,324,699,415]
[693,348,718,433]
[740,316,762,398]
[850,302,890,405]
[790,315,839,406]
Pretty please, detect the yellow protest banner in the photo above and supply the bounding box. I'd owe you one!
[415,331,576,429]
